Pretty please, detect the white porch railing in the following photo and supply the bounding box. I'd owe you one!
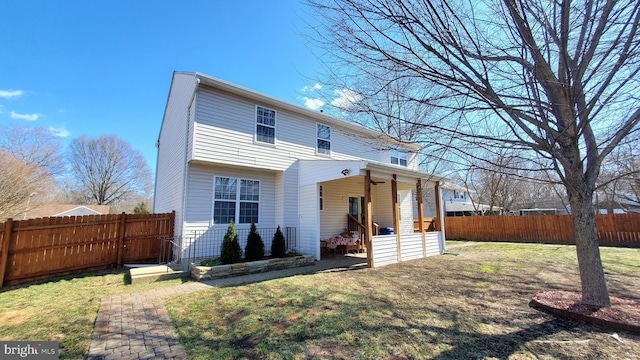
[371,231,443,267]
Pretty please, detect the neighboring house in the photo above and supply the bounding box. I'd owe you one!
[439,183,499,217]
[21,204,111,220]
[153,71,447,268]
[596,196,640,214]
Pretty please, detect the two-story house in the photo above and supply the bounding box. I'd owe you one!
[440,183,498,216]
[153,71,446,268]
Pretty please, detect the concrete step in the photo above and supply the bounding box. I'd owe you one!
[129,265,188,285]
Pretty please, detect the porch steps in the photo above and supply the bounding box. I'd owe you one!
[128,265,188,285]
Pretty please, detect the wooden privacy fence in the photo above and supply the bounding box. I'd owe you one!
[443,213,640,247]
[0,211,175,287]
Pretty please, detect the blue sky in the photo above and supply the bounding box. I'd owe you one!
[0,1,338,173]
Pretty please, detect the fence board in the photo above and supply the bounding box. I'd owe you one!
[441,213,640,247]
[0,212,175,286]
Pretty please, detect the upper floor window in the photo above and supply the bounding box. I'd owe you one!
[256,106,276,144]
[317,123,331,155]
[453,190,465,200]
[214,176,260,224]
[390,149,408,167]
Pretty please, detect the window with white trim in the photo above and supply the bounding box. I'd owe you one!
[214,177,260,224]
[317,123,331,155]
[256,106,276,144]
[390,149,408,166]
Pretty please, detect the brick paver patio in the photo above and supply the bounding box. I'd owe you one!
[87,255,366,360]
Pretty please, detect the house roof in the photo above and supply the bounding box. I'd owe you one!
[444,201,501,212]
[187,71,423,152]
[22,204,111,220]
[439,181,472,193]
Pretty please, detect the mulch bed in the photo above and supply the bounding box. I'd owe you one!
[530,290,640,333]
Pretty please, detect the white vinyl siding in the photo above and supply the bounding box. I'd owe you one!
[154,72,198,237]
[317,176,406,239]
[371,235,398,267]
[398,190,415,234]
[183,164,276,229]
[425,232,443,256]
[400,234,424,261]
[318,177,369,239]
[282,163,299,229]
[191,87,402,171]
[158,73,443,264]
[299,184,319,259]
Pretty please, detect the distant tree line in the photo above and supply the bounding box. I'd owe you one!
[0,124,153,221]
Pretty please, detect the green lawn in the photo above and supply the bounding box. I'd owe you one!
[166,242,640,359]
[0,269,191,360]
[0,242,638,359]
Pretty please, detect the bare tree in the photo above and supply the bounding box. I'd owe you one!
[596,143,640,212]
[615,146,640,210]
[464,152,526,212]
[309,0,640,306]
[0,151,56,221]
[0,125,64,218]
[0,124,66,177]
[67,135,152,206]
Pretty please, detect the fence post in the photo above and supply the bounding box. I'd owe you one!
[0,219,14,288]
[116,213,127,268]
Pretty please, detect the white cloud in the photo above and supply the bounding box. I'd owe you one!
[49,126,70,137]
[303,97,325,111]
[330,88,362,109]
[10,111,40,121]
[0,89,23,99]
[301,83,323,92]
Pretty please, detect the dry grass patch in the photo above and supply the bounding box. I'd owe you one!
[166,242,640,359]
[0,269,192,359]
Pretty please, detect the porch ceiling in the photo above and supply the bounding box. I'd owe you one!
[299,159,446,187]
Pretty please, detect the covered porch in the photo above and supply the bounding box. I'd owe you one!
[298,160,446,268]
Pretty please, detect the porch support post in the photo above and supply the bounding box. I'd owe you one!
[416,179,427,258]
[434,182,442,231]
[364,170,373,267]
[392,174,401,263]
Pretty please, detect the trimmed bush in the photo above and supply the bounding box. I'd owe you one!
[271,225,286,258]
[244,223,265,261]
[220,221,242,264]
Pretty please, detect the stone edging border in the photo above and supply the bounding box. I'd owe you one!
[190,255,315,281]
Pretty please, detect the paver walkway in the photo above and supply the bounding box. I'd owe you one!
[87,255,367,360]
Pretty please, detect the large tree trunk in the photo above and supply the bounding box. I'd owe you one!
[570,192,611,307]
